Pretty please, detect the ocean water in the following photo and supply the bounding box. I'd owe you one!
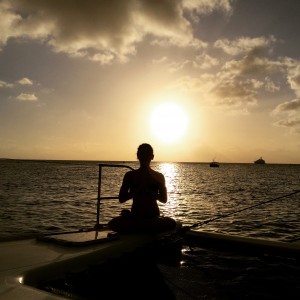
[0,159,299,241]
[1,159,300,299]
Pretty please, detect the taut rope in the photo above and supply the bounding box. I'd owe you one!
[184,190,300,231]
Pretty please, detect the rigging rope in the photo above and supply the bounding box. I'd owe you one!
[183,189,300,231]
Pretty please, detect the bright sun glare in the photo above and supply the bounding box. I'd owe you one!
[150,102,188,143]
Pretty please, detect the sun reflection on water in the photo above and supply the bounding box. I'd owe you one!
[157,163,178,193]
[155,162,182,219]
[155,162,224,227]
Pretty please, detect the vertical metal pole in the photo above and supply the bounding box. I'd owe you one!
[96,165,102,227]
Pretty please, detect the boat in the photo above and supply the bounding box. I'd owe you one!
[254,157,265,164]
[210,160,219,167]
[0,228,184,299]
[0,163,183,299]
[1,228,299,300]
[183,230,300,256]
[1,164,299,299]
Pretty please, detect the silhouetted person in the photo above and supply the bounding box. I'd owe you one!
[108,143,177,233]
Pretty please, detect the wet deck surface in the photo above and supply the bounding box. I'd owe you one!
[159,245,300,299]
[39,240,300,299]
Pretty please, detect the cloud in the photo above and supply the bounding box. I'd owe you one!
[195,53,220,69]
[170,50,282,108]
[0,77,47,101]
[211,78,259,106]
[183,0,233,16]
[275,118,300,127]
[222,51,285,78]
[16,93,37,101]
[169,75,259,116]
[89,52,115,64]
[167,54,219,72]
[214,36,276,56]
[271,60,300,133]
[273,98,300,114]
[0,78,34,87]
[274,117,300,134]
[287,65,300,96]
[167,36,297,114]
[0,1,21,47]
[18,77,33,85]
[272,98,300,134]
[0,80,14,88]
[0,0,233,64]
[264,77,280,92]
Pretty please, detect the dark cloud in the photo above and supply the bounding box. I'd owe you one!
[211,78,258,106]
[1,0,231,63]
[272,98,300,134]
[273,98,300,113]
[288,65,300,95]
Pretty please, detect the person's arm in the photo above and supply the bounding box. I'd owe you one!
[118,172,133,203]
[157,174,167,203]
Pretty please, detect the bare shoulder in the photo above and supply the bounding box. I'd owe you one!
[123,170,134,181]
[150,169,165,182]
[124,169,140,180]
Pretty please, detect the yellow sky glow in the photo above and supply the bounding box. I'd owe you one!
[0,1,300,163]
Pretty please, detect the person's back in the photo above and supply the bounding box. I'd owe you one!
[108,143,176,233]
[122,168,163,219]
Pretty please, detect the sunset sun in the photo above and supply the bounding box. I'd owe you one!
[149,102,188,144]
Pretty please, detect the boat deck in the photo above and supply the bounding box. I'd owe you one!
[0,228,181,299]
[1,229,300,299]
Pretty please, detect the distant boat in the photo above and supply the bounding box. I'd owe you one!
[254,157,265,164]
[210,160,220,167]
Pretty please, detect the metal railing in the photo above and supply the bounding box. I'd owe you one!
[96,163,134,228]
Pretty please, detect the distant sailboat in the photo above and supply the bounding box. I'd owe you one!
[254,157,265,164]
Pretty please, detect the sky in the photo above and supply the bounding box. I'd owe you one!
[0,0,300,163]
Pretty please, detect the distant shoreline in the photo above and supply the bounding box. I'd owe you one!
[0,158,299,165]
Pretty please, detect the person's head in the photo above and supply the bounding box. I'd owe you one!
[137,143,154,164]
